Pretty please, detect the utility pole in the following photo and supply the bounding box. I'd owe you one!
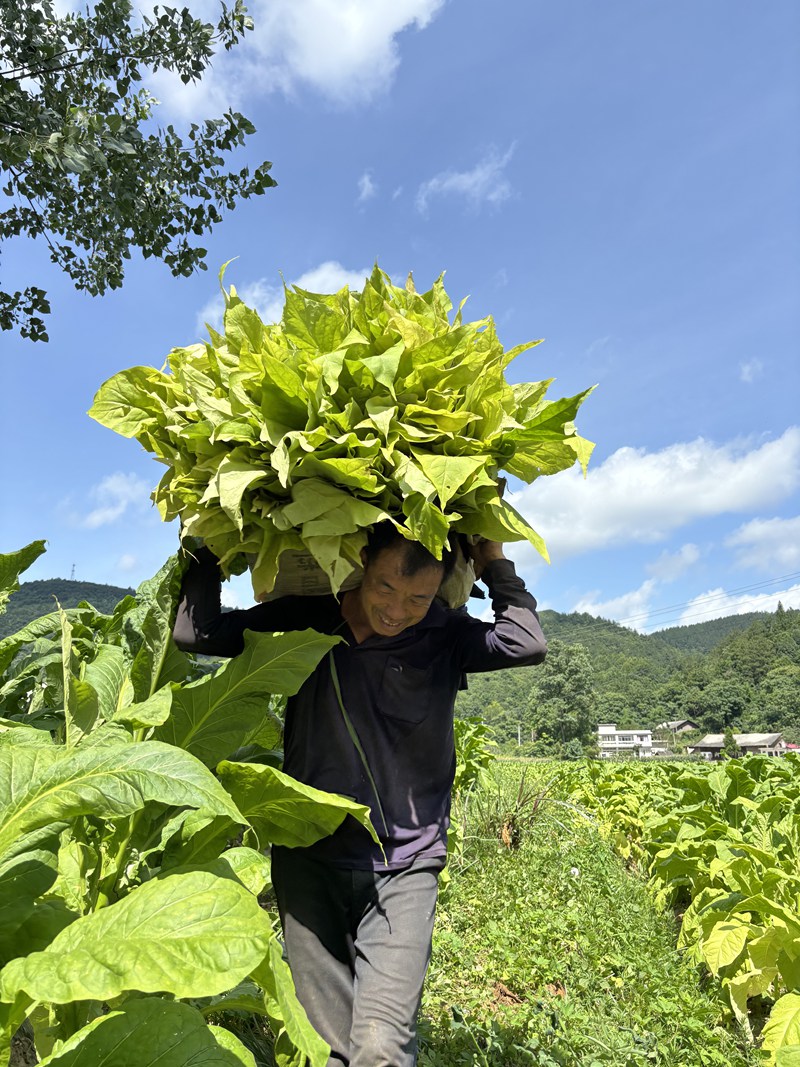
[70,564,76,580]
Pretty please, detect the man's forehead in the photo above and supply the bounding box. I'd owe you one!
[370,544,443,585]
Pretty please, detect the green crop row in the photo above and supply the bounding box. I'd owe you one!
[567,758,800,1064]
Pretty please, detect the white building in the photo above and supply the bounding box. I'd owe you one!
[597,722,668,759]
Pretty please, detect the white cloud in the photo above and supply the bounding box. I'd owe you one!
[82,473,151,529]
[221,572,257,609]
[726,516,800,572]
[196,260,371,335]
[117,554,138,572]
[740,358,764,384]
[646,543,701,582]
[148,0,445,115]
[357,171,377,203]
[676,583,800,627]
[573,579,657,630]
[510,427,800,566]
[415,145,516,216]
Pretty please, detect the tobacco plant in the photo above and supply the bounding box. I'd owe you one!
[572,759,800,1063]
[0,541,380,1066]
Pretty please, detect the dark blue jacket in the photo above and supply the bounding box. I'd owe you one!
[174,550,546,870]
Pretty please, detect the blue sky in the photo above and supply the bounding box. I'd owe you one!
[2,0,798,631]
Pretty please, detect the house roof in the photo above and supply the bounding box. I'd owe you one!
[690,733,784,749]
[655,719,700,731]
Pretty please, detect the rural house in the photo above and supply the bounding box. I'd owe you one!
[655,719,701,734]
[597,723,669,759]
[688,733,786,759]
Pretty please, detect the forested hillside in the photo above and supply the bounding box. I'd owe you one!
[650,612,768,653]
[457,604,800,753]
[0,578,134,638]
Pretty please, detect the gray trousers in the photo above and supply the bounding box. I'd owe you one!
[271,846,439,1067]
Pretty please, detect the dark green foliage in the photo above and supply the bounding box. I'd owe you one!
[653,612,769,653]
[722,726,740,759]
[0,578,133,638]
[1,0,276,340]
[458,606,800,749]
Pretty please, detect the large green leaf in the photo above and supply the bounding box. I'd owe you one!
[0,541,46,617]
[701,917,752,974]
[217,761,378,849]
[36,997,255,1066]
[122,556,184,702]
[207,1025,258,1067]
[762,994,800,1054]
[0,848,58,964]
[252,937,330,1067]
[155,629,340,766]
[87,366,175,438]
[0,863,272,1004]
[59,610,100,747]
[0,740,244,860]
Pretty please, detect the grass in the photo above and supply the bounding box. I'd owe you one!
[417,761,761,1067]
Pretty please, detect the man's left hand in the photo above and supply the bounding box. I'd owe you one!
[467,539,506,578]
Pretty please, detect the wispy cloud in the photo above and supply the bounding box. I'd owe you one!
[646,543,701,581]
[149,0,446,116]
[196,260,372,335]
[357,170,377,203]
[415,144,516,216]
[511,427,800,566]
[725,515,800,573]
[677,582,800,626]
[220,575,254,610]
[82,473,151,529]
[739,358,764,384]
[571,545,700,630]
[117,553,138,572]
[573,579,658,629]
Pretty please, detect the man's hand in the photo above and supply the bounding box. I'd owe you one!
[467,539,506,579]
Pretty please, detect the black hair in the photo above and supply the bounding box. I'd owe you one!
[364,521,460,579]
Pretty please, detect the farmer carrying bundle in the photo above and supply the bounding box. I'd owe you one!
[90,266,593,1067]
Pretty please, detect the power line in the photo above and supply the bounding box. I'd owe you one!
[529,570,800,644]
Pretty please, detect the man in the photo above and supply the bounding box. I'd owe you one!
[173,522,546,1067]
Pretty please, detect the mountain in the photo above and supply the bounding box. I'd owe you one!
[649,612,769,653]
[0,578,135,639]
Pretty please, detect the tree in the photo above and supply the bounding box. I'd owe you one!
[722,726,740,759]
[1,0,276,340]
[526,640,597,750]
[759,664,800,739]
[695,676,751,733]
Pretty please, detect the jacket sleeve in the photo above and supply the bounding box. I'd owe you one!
[452,558,547,673]
[172,546,287,657]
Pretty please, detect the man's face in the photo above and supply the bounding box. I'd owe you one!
[357,544,443,637]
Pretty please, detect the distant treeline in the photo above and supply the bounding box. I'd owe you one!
[457,604,800,754]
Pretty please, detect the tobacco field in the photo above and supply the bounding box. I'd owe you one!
[2,541,797,1066]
